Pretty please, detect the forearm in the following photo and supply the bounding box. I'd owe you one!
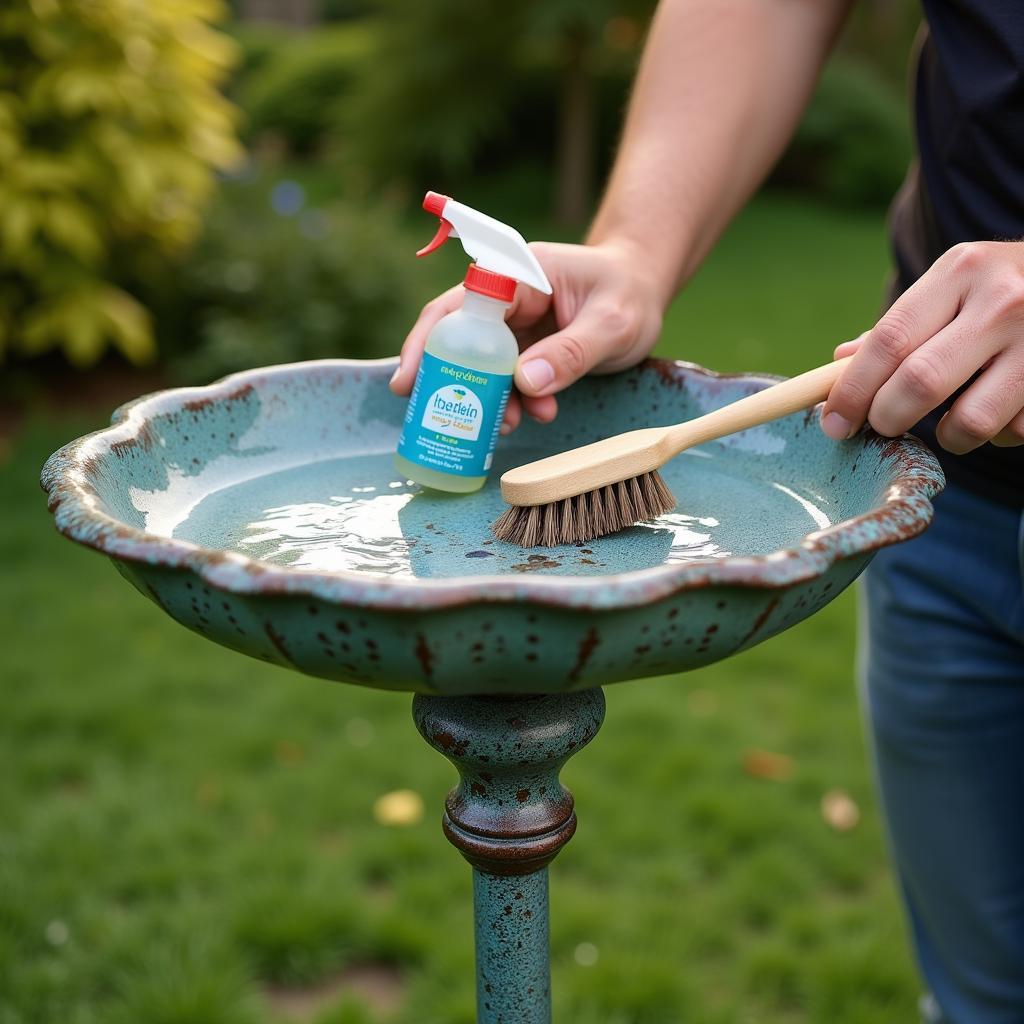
[588,0,852,306]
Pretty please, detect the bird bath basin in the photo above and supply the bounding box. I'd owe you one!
[42,356,943,1022]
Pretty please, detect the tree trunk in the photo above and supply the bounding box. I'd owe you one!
[554,24,595,227]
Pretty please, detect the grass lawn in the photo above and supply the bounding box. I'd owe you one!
[1,192,922,1024]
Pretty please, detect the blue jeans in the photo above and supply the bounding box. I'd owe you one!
[862,482,1024,1023]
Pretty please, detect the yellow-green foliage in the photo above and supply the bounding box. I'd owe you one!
[0,0,242,366]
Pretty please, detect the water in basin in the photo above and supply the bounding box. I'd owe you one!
[173,447,834,579]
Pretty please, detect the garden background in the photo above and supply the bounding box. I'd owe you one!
[2,2,928,1021]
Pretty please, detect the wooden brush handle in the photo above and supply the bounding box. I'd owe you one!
[500,356,852,506]
[664,355,852,454]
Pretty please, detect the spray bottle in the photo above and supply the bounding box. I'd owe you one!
[395,192,552,493]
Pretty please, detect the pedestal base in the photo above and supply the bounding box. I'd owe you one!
[414,689,606,1023]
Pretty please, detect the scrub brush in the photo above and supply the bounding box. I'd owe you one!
[492,356,851,547]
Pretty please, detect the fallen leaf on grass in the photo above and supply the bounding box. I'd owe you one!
[373,789,424,827]
[820,788,860,831]
[742,748,794,781]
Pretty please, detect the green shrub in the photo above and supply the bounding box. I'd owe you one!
[159,178,420,383]
[225,23,286,89]
[0,0,241,367]
[777,56,911,207]
[340,2,526,186]
[237,24,374,154]
[229,7,643,214]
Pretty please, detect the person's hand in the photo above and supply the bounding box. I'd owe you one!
[822,240,1024,453]
[388,241,666,434]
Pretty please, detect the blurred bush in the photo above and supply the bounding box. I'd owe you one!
[154,178,418,382]
[234,23,374,154]
[228,3,911,219]
[838,0,922,87]
[340,1,524,187]
[339,1,654,225]
[0,0,242,367]
[226,22,284,85]
[229,2,649,224]
[774,57,911,207]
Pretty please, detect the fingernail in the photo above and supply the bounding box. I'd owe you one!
[822,411,854,440]
[500,421,512,435]
[519,358,555,393]
[389,364,401,386]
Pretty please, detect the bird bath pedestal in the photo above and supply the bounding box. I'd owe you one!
[41,357,942,1022]
[415,690,604,1022]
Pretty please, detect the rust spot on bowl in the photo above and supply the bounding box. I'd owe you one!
[648,362,687,390]
[512,558,560,572]
[183,383,253,413]
[264,621,294,664]
[110,437,137,458]
[415,632,434,678]
[568,627,600,682]
[736,597,780,649]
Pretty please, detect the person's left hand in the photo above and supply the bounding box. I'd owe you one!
[821,240,1024,453]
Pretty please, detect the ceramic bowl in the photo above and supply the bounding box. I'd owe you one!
[41,358,943,695]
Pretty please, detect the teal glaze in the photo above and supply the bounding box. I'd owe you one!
[41,357,944,1023]
[40,357,944,696]
[414,690,605,1024]
[473,870,549,1024]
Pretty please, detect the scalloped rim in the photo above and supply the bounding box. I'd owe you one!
[40,357,945,611]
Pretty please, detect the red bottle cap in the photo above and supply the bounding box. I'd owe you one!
[464,264,516,303]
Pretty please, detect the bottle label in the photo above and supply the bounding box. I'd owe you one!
[397,351,512,478]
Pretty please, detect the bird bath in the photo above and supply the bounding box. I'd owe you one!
[41,356,943,1022]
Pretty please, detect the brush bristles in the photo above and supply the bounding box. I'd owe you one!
[492,471,677,548]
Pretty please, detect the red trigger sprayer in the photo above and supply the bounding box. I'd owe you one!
[395,192,551,493]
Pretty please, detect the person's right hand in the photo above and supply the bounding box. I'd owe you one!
[388,240,667,434]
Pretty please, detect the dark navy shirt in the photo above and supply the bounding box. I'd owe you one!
[888,2,1024,507]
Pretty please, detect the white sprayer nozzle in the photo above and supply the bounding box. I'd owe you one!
[418,192,552,295]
